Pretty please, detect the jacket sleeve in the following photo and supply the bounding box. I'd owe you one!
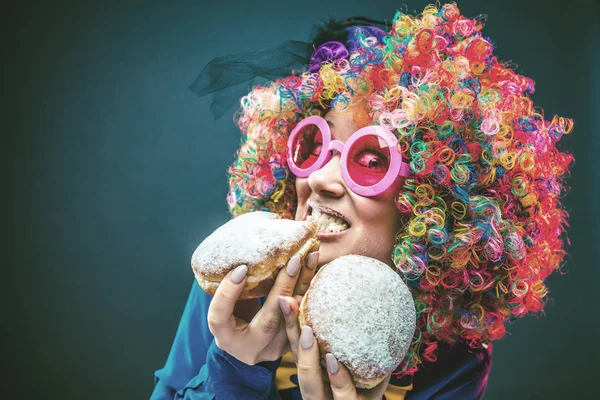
[404,341,493,400]
[151,282,280,400]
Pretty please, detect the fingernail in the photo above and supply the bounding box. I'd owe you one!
[230,265,248,284]
[279,296,291,316]
[306,252,319,270]
[326,353,339,375]
[300,326,313,350]
[287,255,301,277]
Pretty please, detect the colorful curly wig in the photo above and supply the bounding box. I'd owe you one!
[224,2,574,377]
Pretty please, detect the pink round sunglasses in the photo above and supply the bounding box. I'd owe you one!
[286,116,411,196]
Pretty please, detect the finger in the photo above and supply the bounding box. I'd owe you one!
[325,353,358,400]
[297,326,327,399]
[279,296,301,363]
[251,255,302,336]
[258,319,292,361]
[206,265,248,345]
[293,251,319,296]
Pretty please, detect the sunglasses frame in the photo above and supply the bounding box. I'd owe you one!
[286,115,411,196]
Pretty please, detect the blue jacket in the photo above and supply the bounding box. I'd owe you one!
[151,283,492,399]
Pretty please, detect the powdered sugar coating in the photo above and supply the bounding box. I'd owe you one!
[305,255,416,381]
[191,211,312,277]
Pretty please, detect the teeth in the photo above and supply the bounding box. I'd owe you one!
[308,209,350,233]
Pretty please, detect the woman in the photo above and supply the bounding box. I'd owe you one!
[152,3,574,399]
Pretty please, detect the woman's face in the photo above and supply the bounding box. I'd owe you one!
[294,108,406,268]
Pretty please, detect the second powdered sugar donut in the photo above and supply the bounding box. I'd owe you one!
[299,254,416,389]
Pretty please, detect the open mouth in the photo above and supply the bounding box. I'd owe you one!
[306,202,351,234]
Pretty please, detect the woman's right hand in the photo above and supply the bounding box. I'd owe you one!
[206,250,319,365]
[279,296,391,400]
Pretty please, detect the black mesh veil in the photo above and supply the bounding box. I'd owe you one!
[189,17,388,120]
[189,41,313,120]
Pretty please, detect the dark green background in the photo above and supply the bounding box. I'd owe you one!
[3,0,598,399]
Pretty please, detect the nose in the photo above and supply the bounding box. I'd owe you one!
[307,151,346,198]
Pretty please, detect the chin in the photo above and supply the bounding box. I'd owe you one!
[314,242,351,269]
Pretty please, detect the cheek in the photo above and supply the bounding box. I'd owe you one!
[353,196,403,249]
[361,207,401,238]
[295,177,310,200]
[355,193,401,226]
[294,177,310,218]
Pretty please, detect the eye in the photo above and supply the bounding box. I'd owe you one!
[354,146,389,171]
[311,142,323,156]
[299,141,322,168]
[292,125,324,168]
[347,135,392,186]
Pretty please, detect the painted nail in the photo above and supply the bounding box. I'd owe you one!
[287,255,301,277]
[230,265,248,284]
[326,353,339,374]
[300,326,313,350]
[306,252,319,270]
[279,296,291,316]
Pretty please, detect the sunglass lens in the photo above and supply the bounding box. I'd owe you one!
[347,134,391,186]
[291,124,323,169]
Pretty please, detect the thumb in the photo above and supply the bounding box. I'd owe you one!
[326,353,359,400]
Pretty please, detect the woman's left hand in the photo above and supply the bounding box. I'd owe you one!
[279,296,392,400]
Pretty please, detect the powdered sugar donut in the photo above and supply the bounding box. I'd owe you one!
[191,211,319,299]
[299,255,416,389]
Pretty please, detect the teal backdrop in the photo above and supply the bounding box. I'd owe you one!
[3,0,599,398]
